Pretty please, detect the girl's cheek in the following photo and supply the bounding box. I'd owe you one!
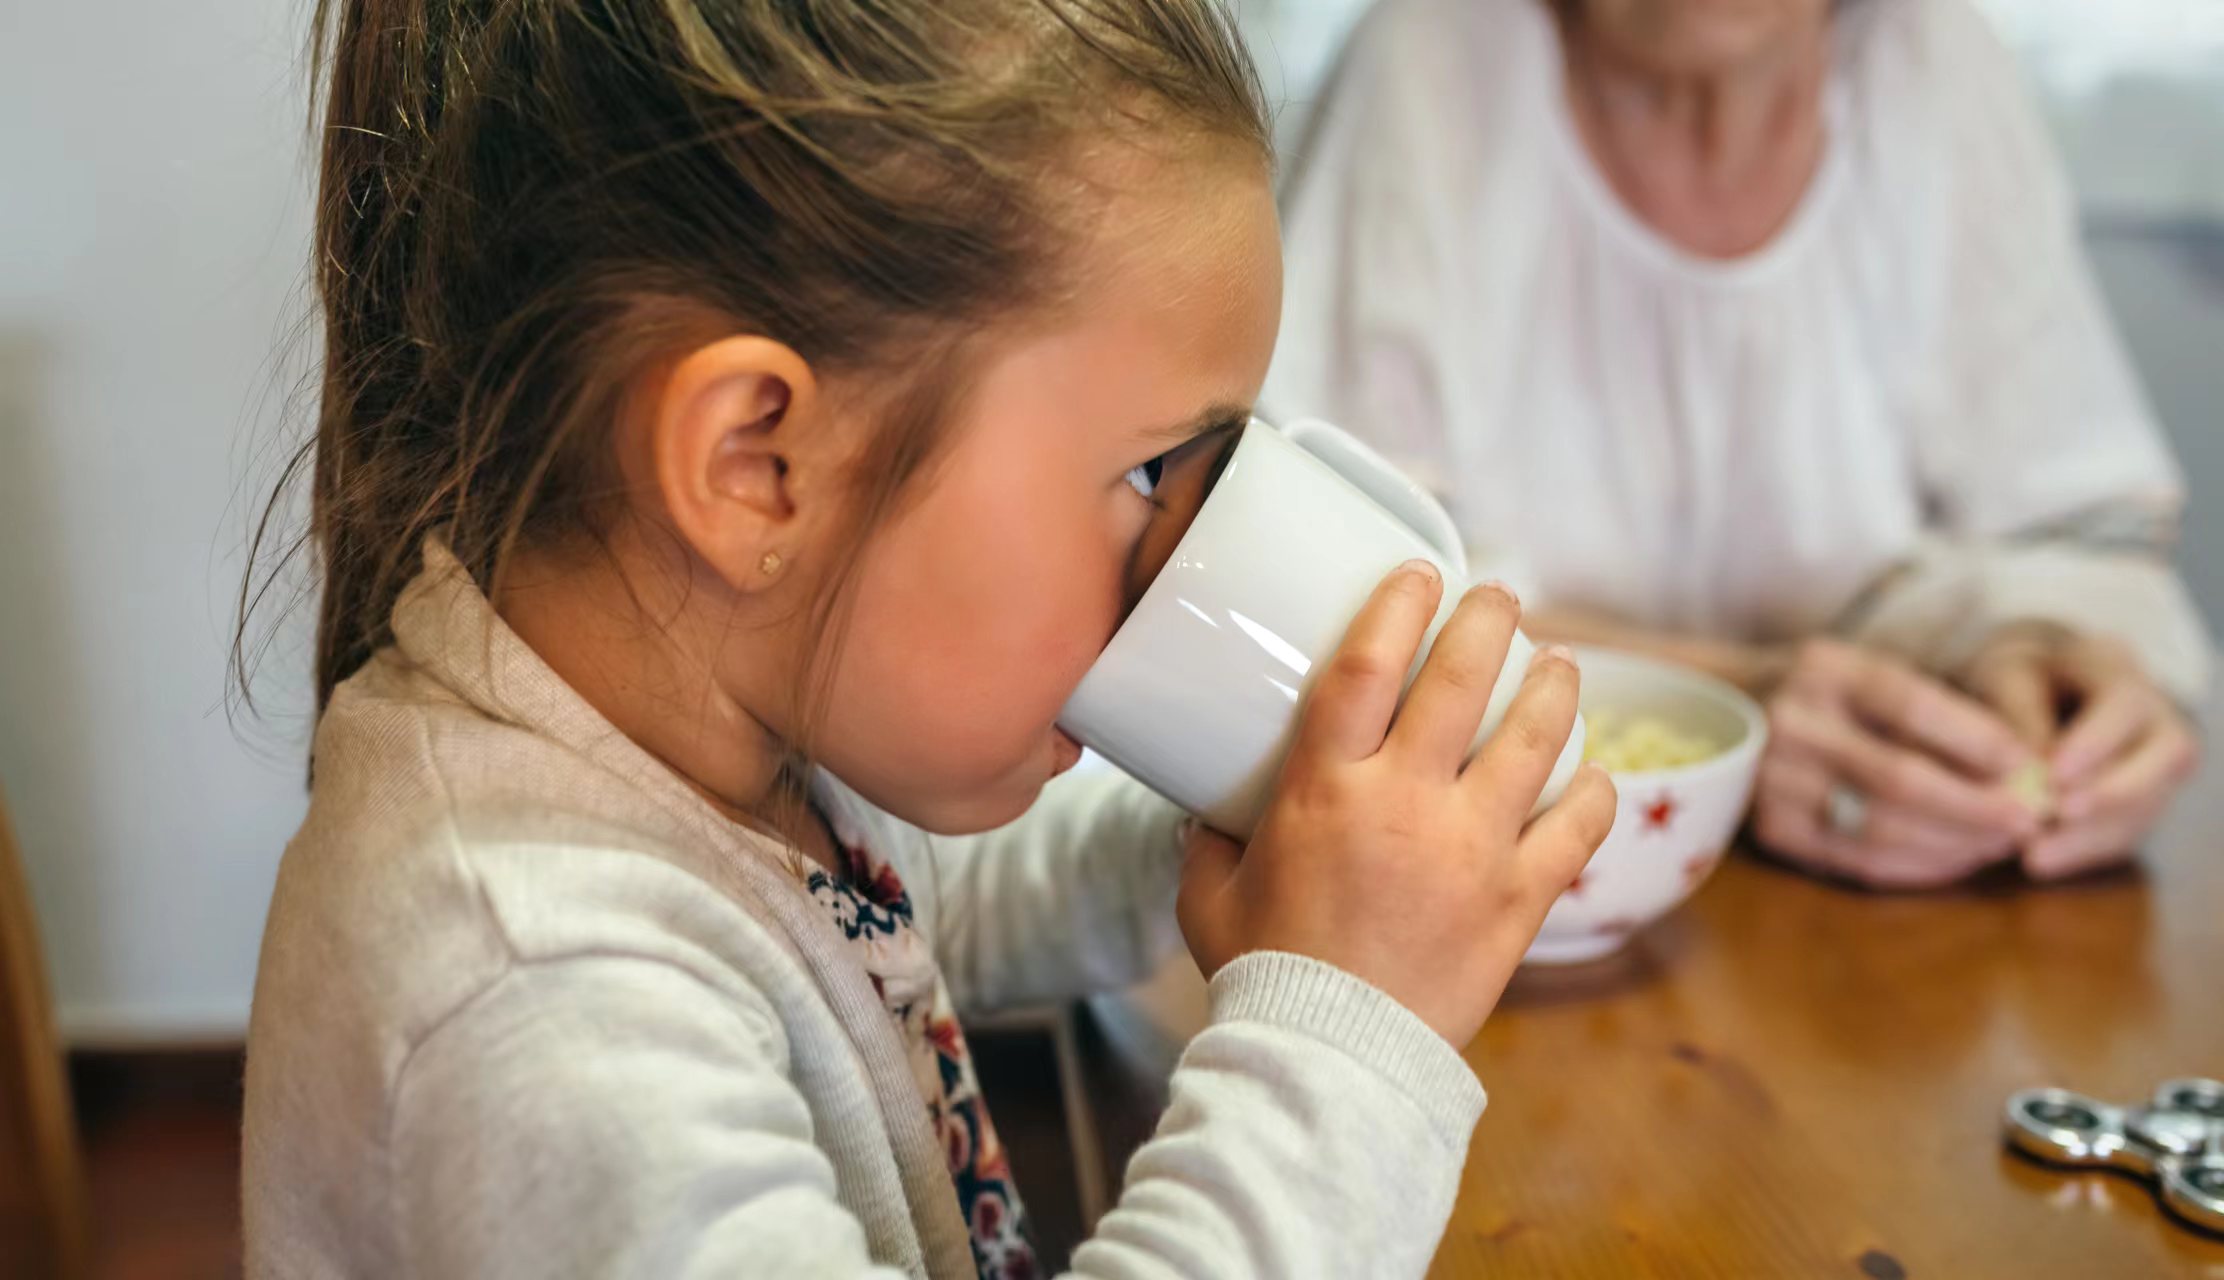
[987,490,1136,697]
[1046,564,1125,686]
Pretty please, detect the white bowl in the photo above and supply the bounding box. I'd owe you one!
[1522,646,1768,965]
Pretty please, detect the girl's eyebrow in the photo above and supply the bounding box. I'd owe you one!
[1147,401,1251,445]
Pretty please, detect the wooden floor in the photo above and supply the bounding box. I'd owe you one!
[54,1051,243,1280]
[1,1030,1094,1279]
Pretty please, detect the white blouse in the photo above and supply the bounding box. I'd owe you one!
[1265,0,2210,702]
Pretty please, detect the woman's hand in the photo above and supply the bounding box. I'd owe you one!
[1960,623,2200,879]
[1752,639,2043,890]
[1177,565,1618,1049]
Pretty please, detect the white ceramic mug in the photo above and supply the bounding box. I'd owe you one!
[1059,417,1585,840]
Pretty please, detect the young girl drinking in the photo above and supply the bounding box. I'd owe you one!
[238,1,1617,1275]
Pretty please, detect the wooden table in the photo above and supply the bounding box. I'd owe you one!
[1434,733,2224,1275]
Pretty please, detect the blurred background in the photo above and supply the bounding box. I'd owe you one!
[1,0,2220,1272]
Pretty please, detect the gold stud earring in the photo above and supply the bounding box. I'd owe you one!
[759,550,784,577]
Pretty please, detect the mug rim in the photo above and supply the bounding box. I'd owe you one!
[1093,416,1266,664]
[1091,416,1437,670]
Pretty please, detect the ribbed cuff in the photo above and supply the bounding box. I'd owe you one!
[1207,950,1487,1143]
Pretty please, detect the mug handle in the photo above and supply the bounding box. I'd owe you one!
[1280,418,1470,578]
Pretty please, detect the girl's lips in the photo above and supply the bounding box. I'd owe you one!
[1052,729,1084,776]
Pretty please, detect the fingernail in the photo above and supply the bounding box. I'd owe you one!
[1401,559,1440,584]
[1477,578,1520,607]
[1539,644,1577,667]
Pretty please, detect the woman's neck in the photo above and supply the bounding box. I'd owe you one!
[1558,10,1832,259]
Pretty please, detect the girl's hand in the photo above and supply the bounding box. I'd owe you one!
[1176,564,1618,1049]
[1961,623,2200,879]
[1752,639,2042,890]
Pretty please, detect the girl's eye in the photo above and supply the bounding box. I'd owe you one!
[1124,455,1166,501]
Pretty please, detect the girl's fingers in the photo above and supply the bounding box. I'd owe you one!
[1174,824,1246,977]
[2050,681,2156,787]
[1771,701,2036,836]
[1391,582,1520,770]
[1848,657,2033,777]
[1293,562,1443,765]
[1463,645,1582,827]
[1516,762,1617,894]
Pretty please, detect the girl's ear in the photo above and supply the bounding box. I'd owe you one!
[647,335,830,593]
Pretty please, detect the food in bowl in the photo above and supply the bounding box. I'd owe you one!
[2006,758,2057,821]
[1582,709,1724,773]
[1523,648,1768,965]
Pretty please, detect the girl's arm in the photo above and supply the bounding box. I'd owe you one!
[386,949,1482,1279]
[911,767,1190,1013]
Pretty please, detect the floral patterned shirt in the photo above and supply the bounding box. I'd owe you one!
[806,807,1039,1280]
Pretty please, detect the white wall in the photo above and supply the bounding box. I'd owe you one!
[2088,226,2224,634]
[0,0,315,1042]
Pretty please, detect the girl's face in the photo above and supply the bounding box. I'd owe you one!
[812,159,1283,833]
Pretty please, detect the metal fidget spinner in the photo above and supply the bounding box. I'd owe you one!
[2003,1078,2224,1236]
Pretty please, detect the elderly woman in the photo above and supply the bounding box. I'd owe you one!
[1266,0,2209,889]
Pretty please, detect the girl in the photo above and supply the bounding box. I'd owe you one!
[239,2,1617,1276]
